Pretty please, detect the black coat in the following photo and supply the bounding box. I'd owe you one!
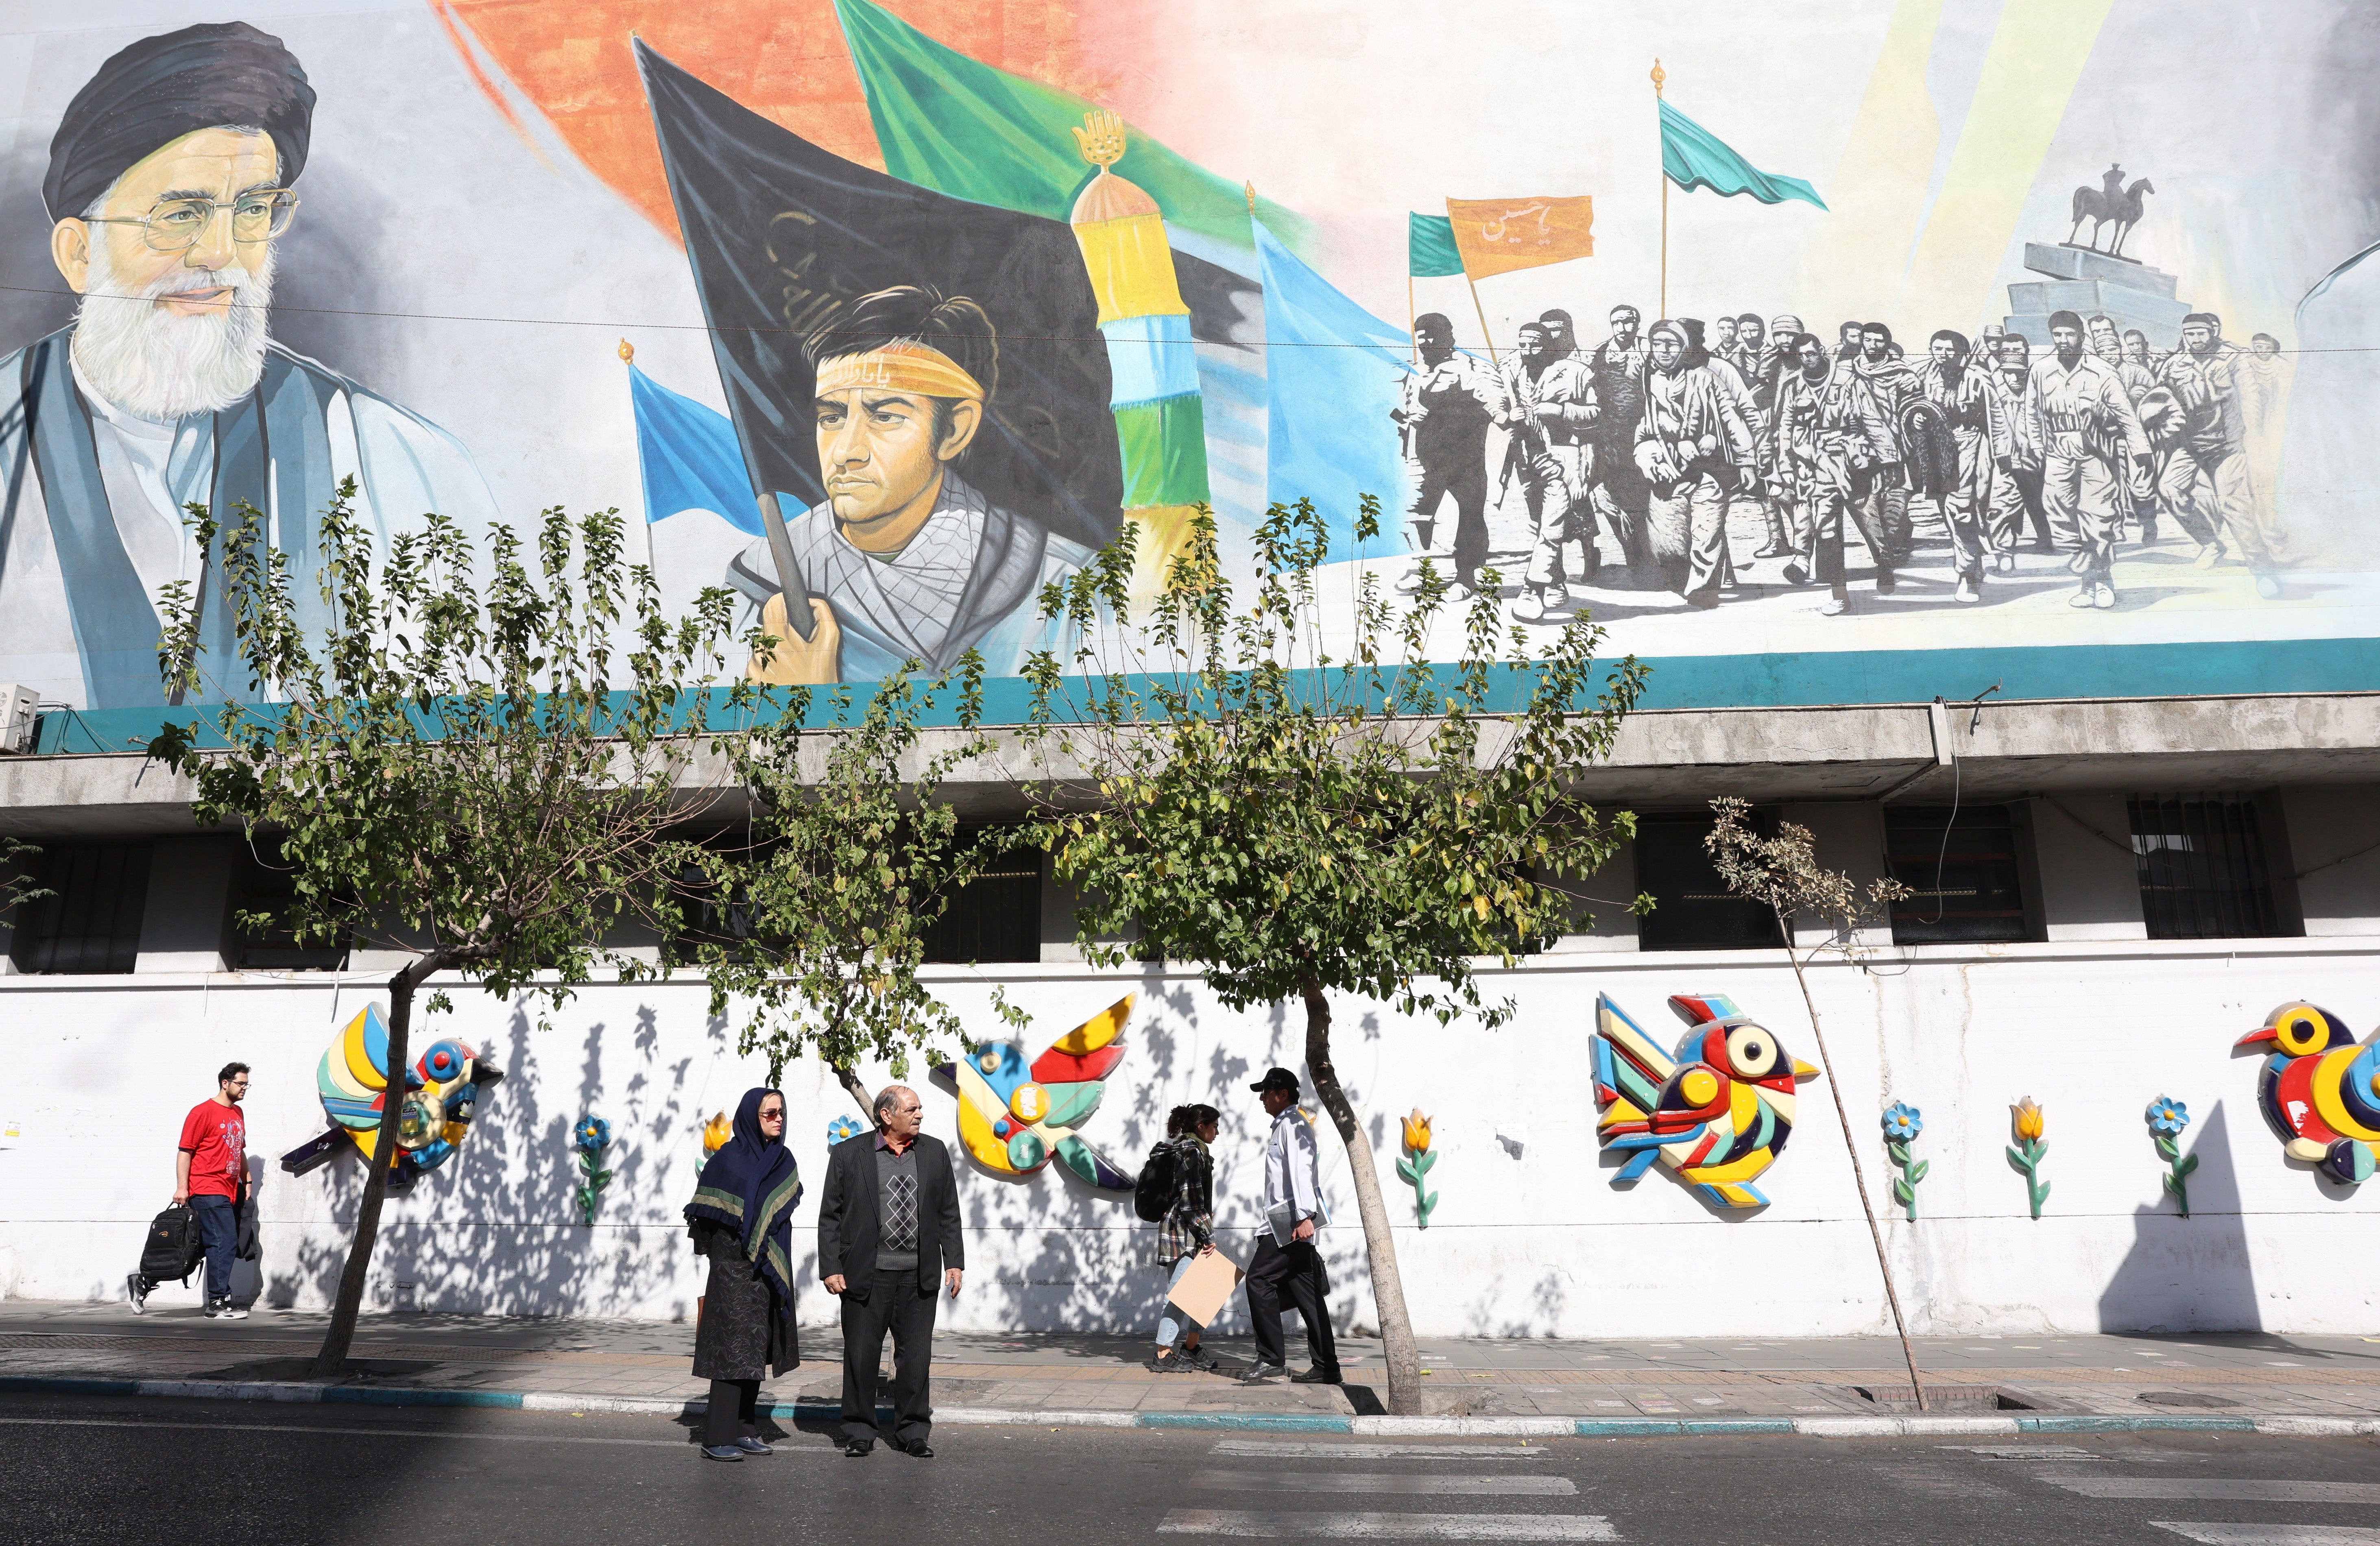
[691,1220,799,1381]
[817,1132,964,1297]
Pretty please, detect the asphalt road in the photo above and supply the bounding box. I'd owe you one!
[7,1393,2380,1546]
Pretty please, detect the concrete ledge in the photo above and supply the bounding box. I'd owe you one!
[1352,1415,1576,1437]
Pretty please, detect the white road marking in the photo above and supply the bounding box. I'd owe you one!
[1939,1445,2105,1460]
[2152,1527,2380,1544]
[2046,1478,2380,1502]
[1211,1441,1549,1461]
[1190,1470,1575,1496]
[1160,1511,1617,1540]
[0,1415,725,1450]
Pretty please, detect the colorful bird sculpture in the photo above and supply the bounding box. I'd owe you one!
[2237,1001,2380,1184]
[280,1003,505,1190]
[1589,991,1820,1210]
[929,994,1135,1191]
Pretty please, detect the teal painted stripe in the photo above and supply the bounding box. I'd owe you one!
[321,1387,525,1409]
[33,636,2380,754]
[1687,1417,1795,1433]
[1137,1412,1355,1430]
[2017,1413,2257,1433]
[1574,1418,1688,1435]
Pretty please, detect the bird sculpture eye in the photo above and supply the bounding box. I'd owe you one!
[1726,1024,1780,1078]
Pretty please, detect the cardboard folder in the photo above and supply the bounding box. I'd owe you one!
[1165,1246,1246,1326]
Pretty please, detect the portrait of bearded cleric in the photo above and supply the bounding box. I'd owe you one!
[0,21,496,710]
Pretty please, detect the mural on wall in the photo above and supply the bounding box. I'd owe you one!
[930,993,1134,1191]
[278,1004,505,1193]
[1590,990,1818,1211]
[2007,1096,2050,1219]
[4,1,2377,713]
[1397,1108,1439,1228]
[1880,1102,1926,1221]
[2147,1094,2198,1217]
[572,1116,615,1224]
[2238,1001,2380,1186]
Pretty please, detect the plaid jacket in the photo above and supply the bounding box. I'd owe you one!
[1155,1134,1215,1265]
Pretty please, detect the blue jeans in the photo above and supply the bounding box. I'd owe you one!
[190,1193,238,1302]
[1156,1253,1204,1349]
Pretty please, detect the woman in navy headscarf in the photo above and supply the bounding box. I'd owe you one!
[685,1087,802,1460]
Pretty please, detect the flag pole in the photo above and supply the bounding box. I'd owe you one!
[1651,58,1668,320]
[619,338,662,591]
[1408,272,1418,366]
[1465,274,1499,364]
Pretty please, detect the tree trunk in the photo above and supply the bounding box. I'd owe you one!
[833,1062,874,1118]
[1297,973,1422,1416]
[1783,945,1926,1410]
[311,956,439,1377]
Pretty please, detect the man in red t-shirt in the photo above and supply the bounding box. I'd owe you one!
[129,1062,251,1317]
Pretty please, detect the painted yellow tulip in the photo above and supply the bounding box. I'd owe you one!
[2013,1097,2046,1142]
[1402,1108,1433,1153]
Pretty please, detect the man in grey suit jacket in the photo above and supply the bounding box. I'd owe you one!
[818,1084,964,1457]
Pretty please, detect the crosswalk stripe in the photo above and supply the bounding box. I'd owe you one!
[2151,1526,2380,1545]
[1189,1469,1575,1496]
[2044,1479,2380,1502]
[1211,1441,1549,1461]
[1159,1511,1618,1541]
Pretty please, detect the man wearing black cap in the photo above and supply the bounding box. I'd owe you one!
[0,22,496,711]
[1241,1066,1340,1385]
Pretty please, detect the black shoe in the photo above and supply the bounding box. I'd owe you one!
[701,1444,744,1462]
[894,1438,935,1458]
[1147,1353,1198,1373]
[1179,1348,1222,1373]
[1290,1367,1344,1385]
[843,1438,875,1457]
[733,1436,772,1455]
[126,1275,149,1315]
[1242,1362,1288,1382]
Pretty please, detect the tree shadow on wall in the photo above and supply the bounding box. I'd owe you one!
[2096,1101,2259,1334]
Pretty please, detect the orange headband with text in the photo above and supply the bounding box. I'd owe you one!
[812,340,985,402]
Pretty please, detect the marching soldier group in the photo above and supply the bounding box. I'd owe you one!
[1390,299,2289,618]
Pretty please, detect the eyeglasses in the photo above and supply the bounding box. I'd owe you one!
[87,189,299,253]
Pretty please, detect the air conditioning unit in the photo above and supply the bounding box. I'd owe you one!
[0,685,38,754]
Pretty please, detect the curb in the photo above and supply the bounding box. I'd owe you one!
[2,1377,2369,1438]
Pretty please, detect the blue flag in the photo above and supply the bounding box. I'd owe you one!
[1659,99,1826,209]
[626,363,763,535]
[1255,221,1413,558]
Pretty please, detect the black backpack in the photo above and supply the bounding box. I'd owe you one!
[1133,1142,1176,1223]
[138,1205,205,1285]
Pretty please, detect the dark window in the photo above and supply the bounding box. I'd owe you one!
[229,838,351,970]
[11,841,151,974]
[663,851,774,967]
[1634,813,1782,952]
[2128,794,2283,939]
[1886,803,2028,944]
[924,848,1041,964]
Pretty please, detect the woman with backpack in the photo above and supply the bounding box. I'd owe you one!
[1146,1102,1220,1372]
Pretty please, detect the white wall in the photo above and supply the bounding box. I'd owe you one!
[2,938,2376,1339]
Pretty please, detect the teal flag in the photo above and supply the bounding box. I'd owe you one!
[1659,99,1826,209]
[1409,212,1464,278]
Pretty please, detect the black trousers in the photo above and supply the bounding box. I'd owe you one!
[1246,1235,1339,1374]
[704,1378,759,1446]
[840,1266,937,1445]
[1408,441,1488,587]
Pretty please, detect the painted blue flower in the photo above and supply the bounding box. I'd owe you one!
[575,1116,611,1152]
[2146,1097,2190,1135]
[1881,1102,1924,1142]
[826,1114,865,1146]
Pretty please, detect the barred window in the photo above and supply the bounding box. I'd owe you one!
[1634,813,1782,952]
[1886,804,2028,945]
[923,849,1041,964]
[10,841,151,974]
[2127,794,2282,940]
[229,838,351,970]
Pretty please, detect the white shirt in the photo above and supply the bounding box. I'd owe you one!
[1262,1106,1323,1224]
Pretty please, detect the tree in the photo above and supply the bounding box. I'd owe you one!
[1022,501,1645,1415]
[1704,797,1926,1407]
[147,484,745,1375]
[688,663,1029,1114]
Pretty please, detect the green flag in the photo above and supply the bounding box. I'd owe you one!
[1409,212,1464,278]
[1659,98,1826,209]
[832,0,1307,254]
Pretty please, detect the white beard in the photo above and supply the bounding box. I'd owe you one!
[70,236,274,423]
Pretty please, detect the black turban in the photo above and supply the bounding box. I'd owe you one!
[44,22,315,222]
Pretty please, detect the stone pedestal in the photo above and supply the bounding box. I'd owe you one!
[2003,241,2192,348]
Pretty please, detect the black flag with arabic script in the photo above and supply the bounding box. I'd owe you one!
[634,39,1123,549]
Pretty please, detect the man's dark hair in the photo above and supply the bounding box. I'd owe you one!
[1861,321,1893,343]
[2047,309,2085,334]
[1736,312,1764,328]
[1931,329,1968,353]
[2252,332,2281,349]
[2003,331,2031,348]
[1791,331,1825,353]
[1538,308,1573,327]
[872,1085,912,1125]
[218,1061,249,1085]
[805,284,998,447]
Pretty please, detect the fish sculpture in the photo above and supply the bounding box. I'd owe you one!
[280,1003,504,1191]
[1590,991,1819,1210]
[930,994,1134,1191]
[2237,1001,2380,1184]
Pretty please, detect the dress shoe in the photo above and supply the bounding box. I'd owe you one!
[894,1438,935,1458]
[733,1436,772,1455]
[1780,561,1810,587]
[2255,574,2282,600]
[843,1437,875,1458]
[1954,575,1980,604]
[1874,571,1896,596]
[702,1444,744,1462]
[1290,1367,1344,1385]
[1242,1362,1288,1383]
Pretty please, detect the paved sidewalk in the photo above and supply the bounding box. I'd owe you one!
[8,1299,2380,1424]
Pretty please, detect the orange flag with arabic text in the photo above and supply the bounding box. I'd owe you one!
[1443,195,1595,279]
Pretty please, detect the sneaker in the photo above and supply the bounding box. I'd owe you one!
[1510,589,1544,623]
[1290,1367,1344,1385]
[1954,575,1980,604]
[126,1275,149,1315]
[701,1444,744,1462]
[210,1301,249,1320]
[2092,582,2116,610]
[1819,591,1849,617]
[1179,1348,1222,1373]
[2255,574,2282,600]
[1147,1353,1198,1373]
[2068,584,2098,608]
[1242,1362,1288,1383]
[733,1436,772,1455]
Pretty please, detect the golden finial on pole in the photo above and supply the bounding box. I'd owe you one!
[1244,180,1257,216]
[1651,57,1665,97]
[617,338,634,365]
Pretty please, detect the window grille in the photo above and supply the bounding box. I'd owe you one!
[923,857,1041,964]
[1886,803,2028,944]
[1633,813,1782,952]
[2127,794,2282,940]
[10,841,151,974]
